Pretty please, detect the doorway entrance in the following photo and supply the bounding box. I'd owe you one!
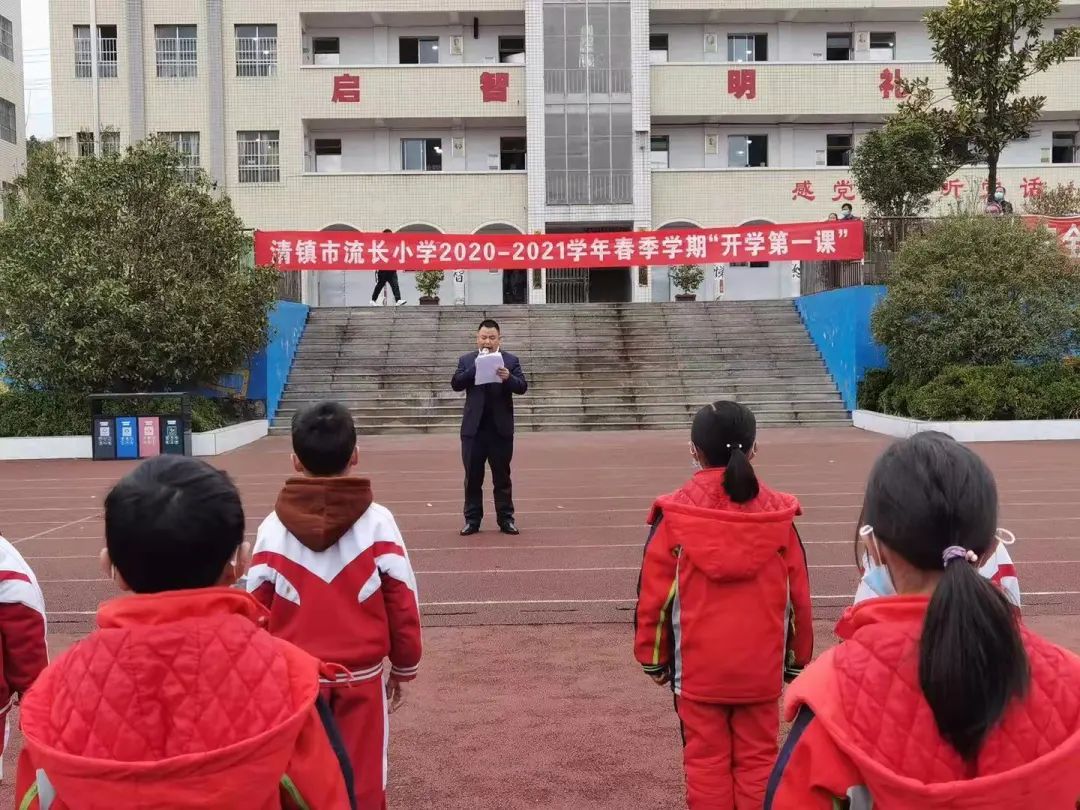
[503,269,528,304]
[545,221,634,304]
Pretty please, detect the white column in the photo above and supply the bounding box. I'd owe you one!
[525,1,548,304]
[631,0,653,303]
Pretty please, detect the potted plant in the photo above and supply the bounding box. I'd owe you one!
[415,270,444,305]
[670,264,704,302]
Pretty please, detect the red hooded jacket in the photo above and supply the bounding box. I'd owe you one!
[634,469,814,703]
[766,597,1080,809]
[15,588,353,810]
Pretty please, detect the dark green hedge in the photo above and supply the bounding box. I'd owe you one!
[0,392,263,438]
[858,363,1080,421]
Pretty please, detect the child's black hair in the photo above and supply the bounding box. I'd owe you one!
[862,431,1028,761]
[105,455,245,594]
[291,401,358,476]
[690,401,759,503]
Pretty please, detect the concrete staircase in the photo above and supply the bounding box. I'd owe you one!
[272,302,850,434]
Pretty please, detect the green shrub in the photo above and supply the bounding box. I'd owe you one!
[871,215,1080,386]
[878,363,1080,421]
[857,368,894,411]
[0,392,260,437]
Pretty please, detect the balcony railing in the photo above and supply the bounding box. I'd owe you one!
[544,68,632,96]
[799,217,937,294]
[236,37,278,77]
[547,170,632,205]
[74,36,118,78]
[156,37,198,78]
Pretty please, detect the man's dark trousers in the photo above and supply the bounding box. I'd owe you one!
[371,270,401,302]
[462,406,514,526]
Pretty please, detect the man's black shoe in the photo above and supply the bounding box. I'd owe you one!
[460,524,481,536]
[499,520,520,536]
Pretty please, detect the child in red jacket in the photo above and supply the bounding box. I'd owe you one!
[765,432,1080,808]
[248,401,422,810]
[0,532,48,782]
[635,401,813,810]
[15,455,354,810]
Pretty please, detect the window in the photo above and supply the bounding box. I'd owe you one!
[313,138,342,173]
[235,25,277,77]
[826,134,852,167]
[1053,131,1077,164]
[77,131,95,157]
[499,36,525,64]
[155,25,197,78]
[500,136,526,170]
[728,34,767,63]
[238,130,280,182]
[101,131,120,155]
[826,33,853,61]
[0,98,15,144]
[312,37,340,66]
[401,138,442,171]
[74,25,119,78]
[650,135,669,169]
[730,261,771,268]
[649,34,669,64]
[728,135,767,167]
[161,131,200,177]
[399,37,439,65]
[869,32,896,60]
[1,15,13,62]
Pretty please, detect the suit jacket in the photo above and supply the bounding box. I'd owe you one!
[451,350,528,439]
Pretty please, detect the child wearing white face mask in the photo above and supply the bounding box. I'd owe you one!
[855,525,1021,609]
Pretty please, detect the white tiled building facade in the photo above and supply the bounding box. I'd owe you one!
[49,0,1080,305]
[0,0,23,219]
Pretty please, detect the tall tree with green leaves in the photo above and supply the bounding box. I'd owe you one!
[0,138,278,393]
[901,0,1079,194]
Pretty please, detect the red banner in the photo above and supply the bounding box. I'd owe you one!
[255,220,864,271]
[1024,215,1080,258]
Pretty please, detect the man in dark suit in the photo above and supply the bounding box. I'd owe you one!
[451,319,528,536]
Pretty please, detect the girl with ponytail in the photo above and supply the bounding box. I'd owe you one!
[766,432,1080,809]
[634,401,814,809]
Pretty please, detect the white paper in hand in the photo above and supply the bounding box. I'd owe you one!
[475,351,504,385]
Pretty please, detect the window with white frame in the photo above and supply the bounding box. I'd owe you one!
[74,25,118,78]
[238,131,280,182]
[161,131,201,177]
[76,130,120,156]
[399,37,440,65]
[156,25,197,78]
[869,32,896,61]
[1052,131,1077,164]
[826,134,853,166]
[728,134,767,167]
[649,34,669,64]
[650,135,669,168]
[728,34,767,62]
[0,98,16,144]
[401,138,443,171]
[235,25,277,77]
[102,131,120,155]
[1,15,14,62]
[826,32,853,61]
[313,139,342,173]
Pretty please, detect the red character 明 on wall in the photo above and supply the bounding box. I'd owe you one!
[727,68,757,100]
[481,72,510,102]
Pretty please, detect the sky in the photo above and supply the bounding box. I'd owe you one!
[22,0,52,139]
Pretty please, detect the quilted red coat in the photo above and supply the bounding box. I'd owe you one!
[635,468,814,703]
[15,588,353,810]
[766,596,1080,808]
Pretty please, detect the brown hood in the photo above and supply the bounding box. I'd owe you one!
[275,476,374,551]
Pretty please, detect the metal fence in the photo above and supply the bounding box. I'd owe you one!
[799,217,937,295]
[546,170,633,205]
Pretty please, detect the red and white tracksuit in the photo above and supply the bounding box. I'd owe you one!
[247,476,422,810]
[0,534,48,782]
[634,470,813,810]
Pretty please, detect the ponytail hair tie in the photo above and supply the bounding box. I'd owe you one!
[726,443,742,450]
[942,545,978,568]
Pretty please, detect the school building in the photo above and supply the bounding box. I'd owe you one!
[48,0,1080,306]
[0,0,23,218]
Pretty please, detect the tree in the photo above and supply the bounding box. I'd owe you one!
[900,0,1080,193]
[850,117,957,218]
[872,214,1080,385]
[0,138,278,392]
[1025,182,1080,216]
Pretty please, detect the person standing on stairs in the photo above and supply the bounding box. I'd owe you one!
[370,229,407,306]
[452,319,528,537]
